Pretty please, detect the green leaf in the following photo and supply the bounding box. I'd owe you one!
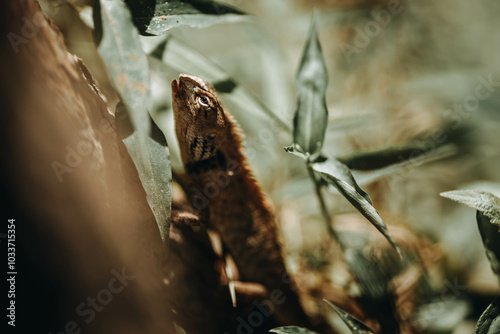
[477,211,500,282]
[123,0,156,34]
[337,121,466,171]
[149,35,290,131]
[476,296,500,334]
[125,0,248,36]
[96,0,150,138]
[342,250,399,334]
[312,158,402,255]
[324,300,375,334]
[348,144,457,186]
[96,0,171,254]
[116,103,171,256]
[269,326,319,334]
[292,14,328,160]
[284,144,308,160]
[314,158,372,203]
[441,190,500,281]
[338,141,458,171]
[440,190,500,225]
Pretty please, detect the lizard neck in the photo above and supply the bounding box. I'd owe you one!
[185,115,268,212]
[220,120,265,204]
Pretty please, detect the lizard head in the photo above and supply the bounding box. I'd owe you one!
[171,74,227,164]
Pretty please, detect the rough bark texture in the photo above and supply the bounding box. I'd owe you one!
[0,1,175,333]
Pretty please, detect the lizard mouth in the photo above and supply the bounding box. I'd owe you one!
[171,79,180,93]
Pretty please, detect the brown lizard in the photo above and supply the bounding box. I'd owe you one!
[171,74,321,330]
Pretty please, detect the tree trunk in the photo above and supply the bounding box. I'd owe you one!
[0,1,175,332]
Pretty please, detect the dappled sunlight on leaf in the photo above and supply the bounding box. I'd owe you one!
[312,157,402,255]
[292,14,328,161]
[475,296,500,334]
[115,103,172,255]
[125,0,248,35]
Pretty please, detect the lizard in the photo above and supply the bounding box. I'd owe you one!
[171,74,321,330]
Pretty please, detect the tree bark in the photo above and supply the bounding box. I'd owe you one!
[0,1,175,332]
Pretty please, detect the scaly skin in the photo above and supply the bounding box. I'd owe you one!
[171,74,313,328]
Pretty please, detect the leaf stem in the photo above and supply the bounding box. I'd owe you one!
[306,164,342,247]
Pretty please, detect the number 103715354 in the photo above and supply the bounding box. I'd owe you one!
[7,219,15,270]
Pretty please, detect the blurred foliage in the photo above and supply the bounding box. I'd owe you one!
[441,191,500,281]
[441,190,500,333]
[475,296,500,333]
[324,300,375,334]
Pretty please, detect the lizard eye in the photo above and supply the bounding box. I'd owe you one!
[197,95,210,107]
